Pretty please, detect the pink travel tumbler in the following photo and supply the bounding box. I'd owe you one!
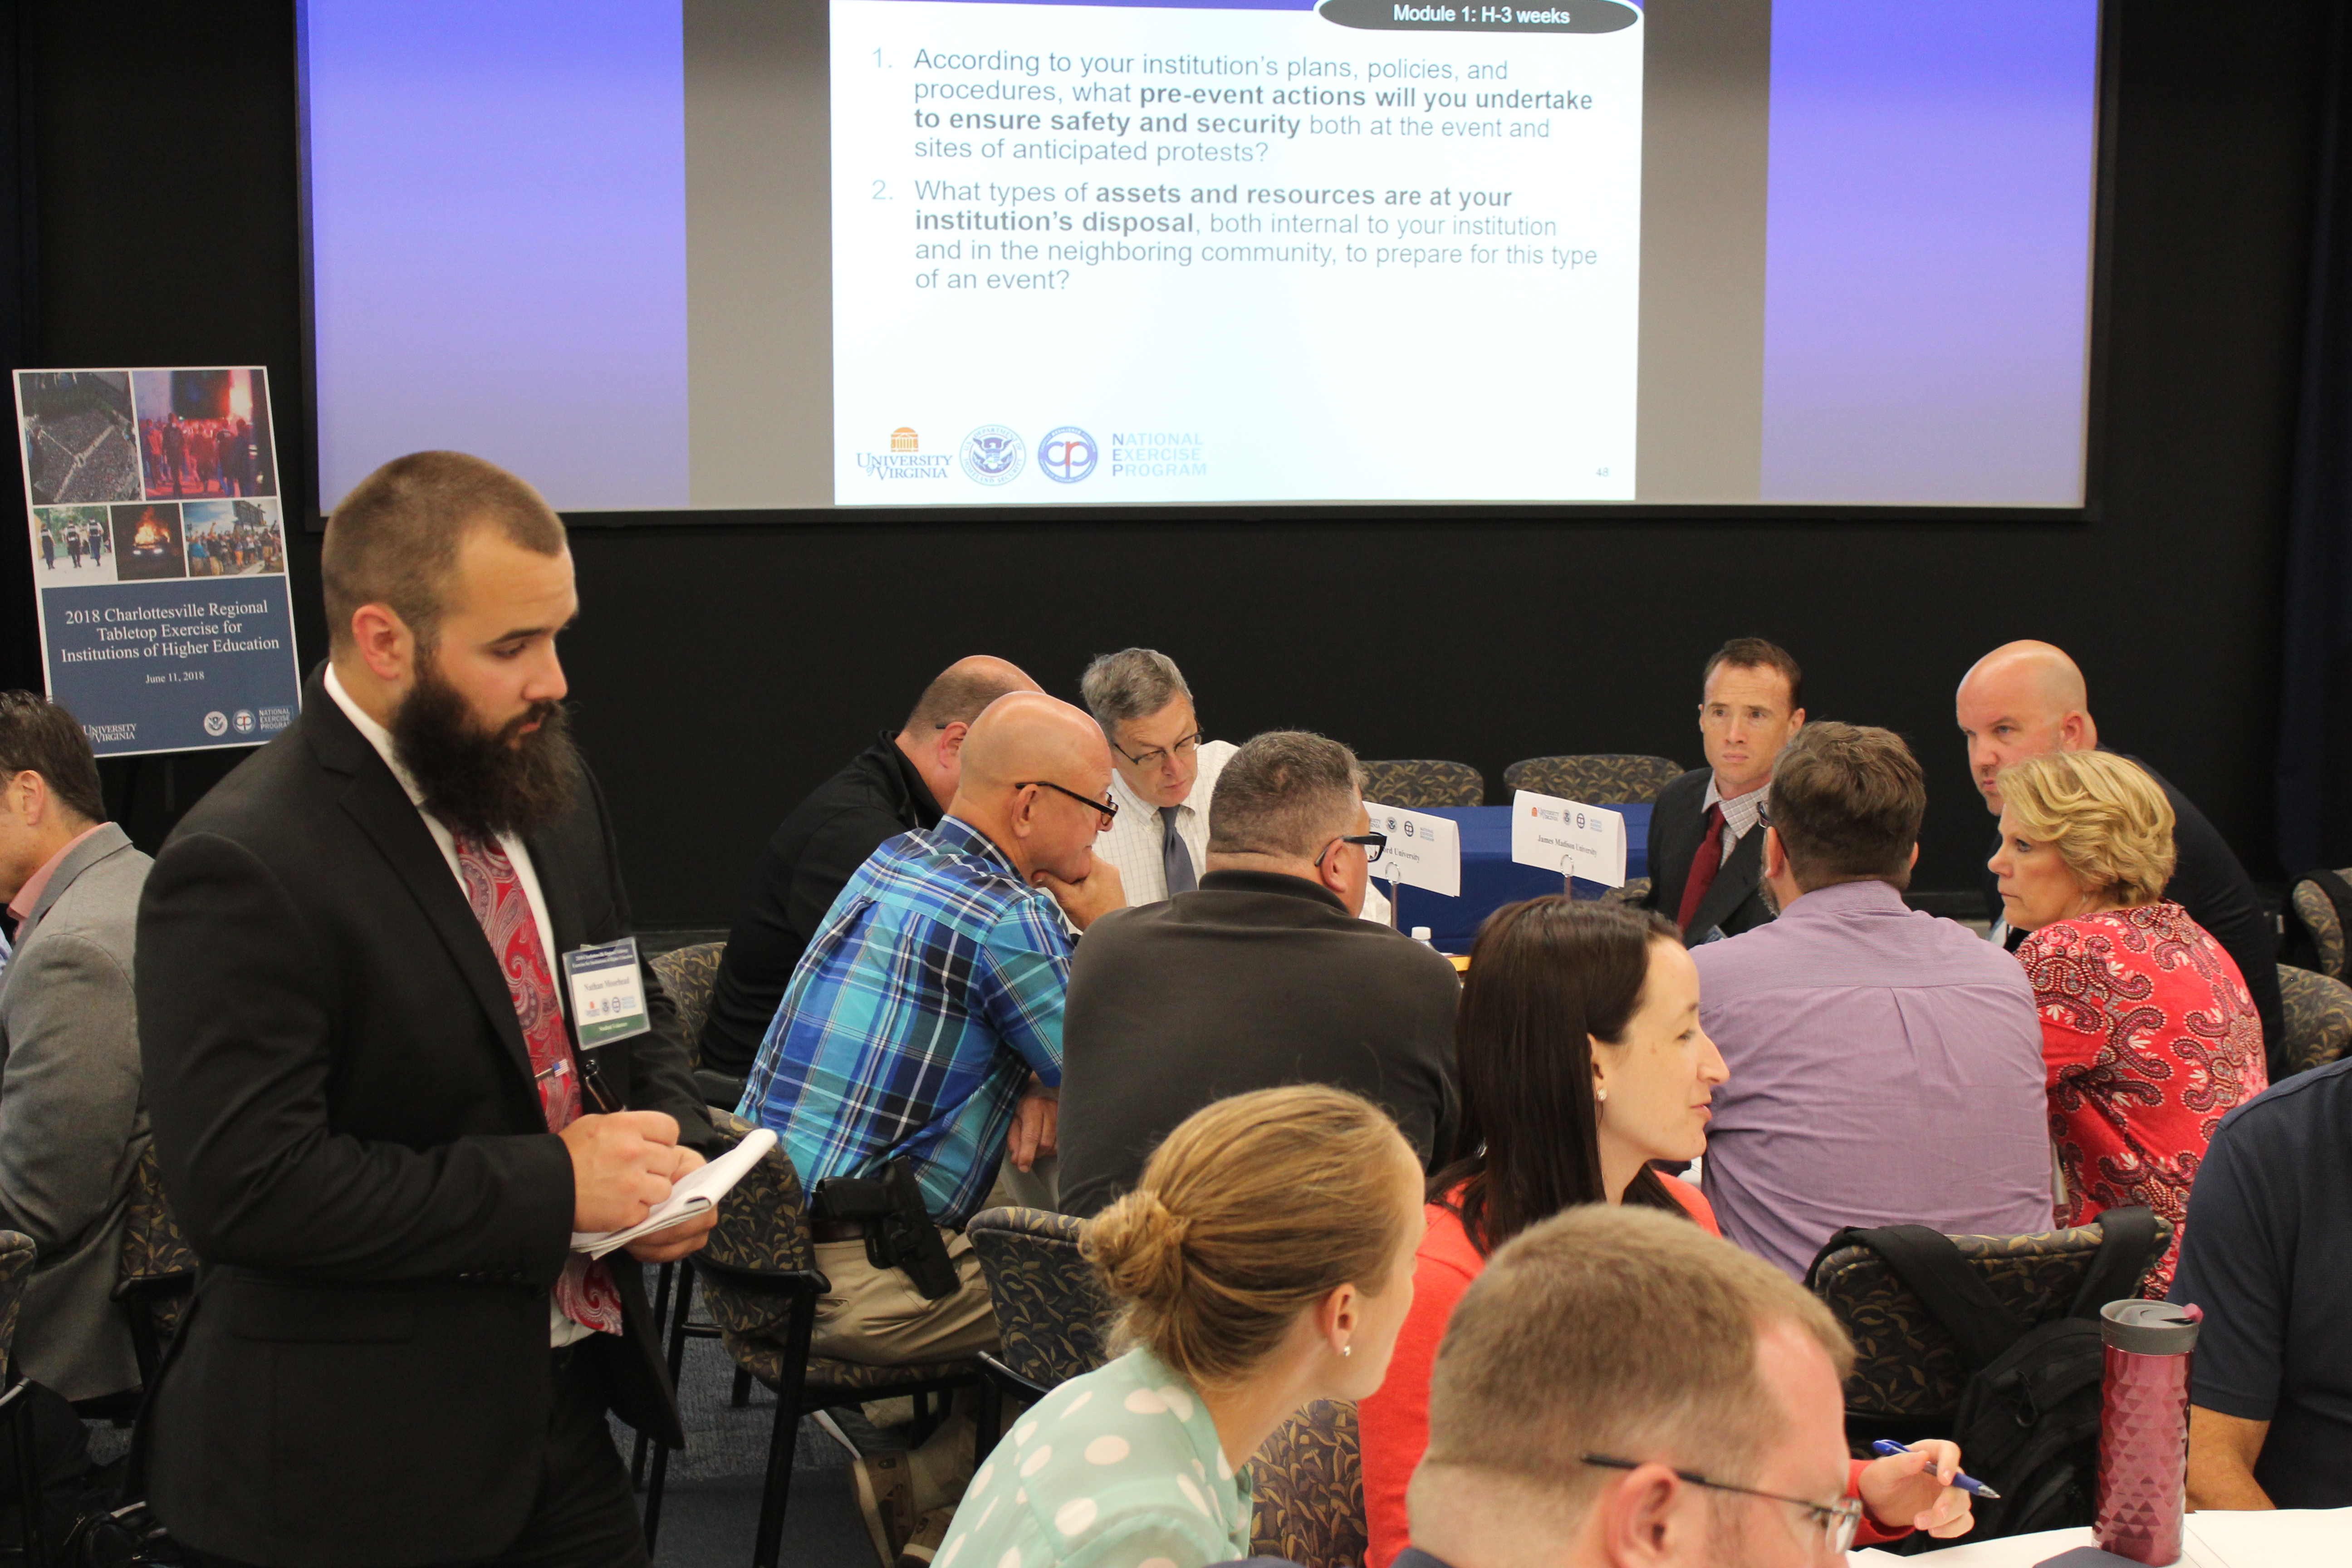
[2095,1299,2202,1565]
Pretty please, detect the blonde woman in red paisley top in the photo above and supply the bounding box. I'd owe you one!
[1989,750,2268,1295]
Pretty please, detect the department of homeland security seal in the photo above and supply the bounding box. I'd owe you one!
[960,426,1025,485]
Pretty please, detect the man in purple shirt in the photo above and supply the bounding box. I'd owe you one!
[1692,722,2052,1278]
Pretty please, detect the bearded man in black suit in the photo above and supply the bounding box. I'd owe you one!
[137,451,720,1568]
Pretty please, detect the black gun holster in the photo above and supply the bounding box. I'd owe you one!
[811,1156,960,1301]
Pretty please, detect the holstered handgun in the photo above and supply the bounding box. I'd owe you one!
[811,1156,959,1300]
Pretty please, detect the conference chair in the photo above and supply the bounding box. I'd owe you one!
[1804,1211,2171,1451]
[1357,760,1486,810]
[1249,1399,1367,1568]
[113,1142,197,1390]
[642,930,726,1099]
[2286,869,2352,979]
[965,1207,1114,1441]
[642,1113,982,1568]
[1501,754,1684,805]
[0,1231,49,1566]
[2277,963,2352,1077]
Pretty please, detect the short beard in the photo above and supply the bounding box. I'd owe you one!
[390,656,580,841]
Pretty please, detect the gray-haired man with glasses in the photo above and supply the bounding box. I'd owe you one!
[1080,646,1390,920]
[1400,1205,1974,1568]
[1056,730,1459,1219]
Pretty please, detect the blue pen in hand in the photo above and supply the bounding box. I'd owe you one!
[1870,1439,2003,1500]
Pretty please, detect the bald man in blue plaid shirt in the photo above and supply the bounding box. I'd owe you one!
[740,692,1125,1545]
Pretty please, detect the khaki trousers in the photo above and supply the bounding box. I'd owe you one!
[809,1228,998,1366]
[811,1228,999,1514]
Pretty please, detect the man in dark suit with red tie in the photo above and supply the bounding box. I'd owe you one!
[136,451,720,1568]
[1640,639,1807,944]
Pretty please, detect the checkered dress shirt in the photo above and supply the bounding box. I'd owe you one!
[739,814,1071,1223]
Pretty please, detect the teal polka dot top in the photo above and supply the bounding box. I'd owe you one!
[936,1348,1254,1568]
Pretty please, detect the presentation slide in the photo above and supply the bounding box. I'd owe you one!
[832,2,1643,504]
[301,0,2103,514]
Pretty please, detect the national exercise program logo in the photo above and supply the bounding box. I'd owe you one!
[1037,427,1098,484]
[960,426,1025,485]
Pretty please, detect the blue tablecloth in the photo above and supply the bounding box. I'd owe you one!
[1386,804,1653,954]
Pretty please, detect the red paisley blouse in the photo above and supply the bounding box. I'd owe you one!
[2016,901,2268,1296]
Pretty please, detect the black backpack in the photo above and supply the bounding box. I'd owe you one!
[1807,1207,2163,1545]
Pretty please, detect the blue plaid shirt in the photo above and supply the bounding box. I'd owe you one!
[739,815,1071,1223]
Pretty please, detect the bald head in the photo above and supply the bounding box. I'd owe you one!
[951,692,1116,883]
[892,654,1039,810]
[959,691,1106,791]
[903,654,1038,734]
[1956,640,2098,813]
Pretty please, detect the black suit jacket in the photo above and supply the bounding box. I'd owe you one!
[1639,768,1775,940]
[1983,755,2285,1069]
[1057,871,1462,1219]
[701,730,941,1076]
[132,669,718,1567]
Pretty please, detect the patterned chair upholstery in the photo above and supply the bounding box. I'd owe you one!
[648,939,726,1067]
[2277,963,2352,1077]
[2288,870,2352,980]
[1808,1216,2171,1429]
[1358,760,1485,809]
[967,1207,1113,1391]
[1601,877,1653,909]
[1502,754,1685,805]
[647,1110,981,1567]
[1249,1399,1366,1568]
[114,1141,198,1387]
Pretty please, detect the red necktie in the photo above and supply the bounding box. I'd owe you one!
[1677,804,1728,931]
[449,830,625,1336]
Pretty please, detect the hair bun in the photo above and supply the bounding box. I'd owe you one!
[1083,1188,1191,1308]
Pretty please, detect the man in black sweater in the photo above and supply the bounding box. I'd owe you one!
[1057,730,1462,1219]
[1958,640,2283,1070]
[699,656,1036,1080]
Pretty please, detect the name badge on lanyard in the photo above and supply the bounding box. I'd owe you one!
[560,937,653,1049]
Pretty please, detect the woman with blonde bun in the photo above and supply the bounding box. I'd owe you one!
[933,1084,1425,1568]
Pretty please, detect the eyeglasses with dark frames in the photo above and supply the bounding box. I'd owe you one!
[1111,730,1205,771]
[1014,779,1119,826]
[1313,832,1387,868]
[1579,1455,1864,1556]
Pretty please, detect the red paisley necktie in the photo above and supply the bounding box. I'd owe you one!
[448,829,624,1336]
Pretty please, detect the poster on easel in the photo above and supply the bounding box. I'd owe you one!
[14,366,301,757]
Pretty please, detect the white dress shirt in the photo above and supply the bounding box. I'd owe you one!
[1097,738,1390,921]
[324,664,588,1346]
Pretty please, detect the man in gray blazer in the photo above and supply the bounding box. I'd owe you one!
[0,691,149,1402]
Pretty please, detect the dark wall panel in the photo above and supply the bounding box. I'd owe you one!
[10,1,2325,924]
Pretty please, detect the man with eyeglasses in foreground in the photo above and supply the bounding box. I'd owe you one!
[739,691,1125,1561]
[1082,646,1390,921]
[1056,730,1460,1219]
[1402,1205,1974,1568]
